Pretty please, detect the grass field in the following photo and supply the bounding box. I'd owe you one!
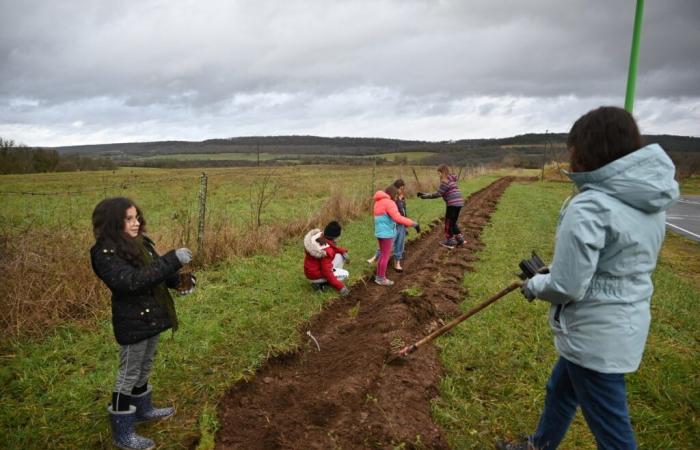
[433,181,700,449]
[0,165,444,232]
[680,174,700,195]
[1,170,697,449]
[132,151,435,163]
[0,170,498,449]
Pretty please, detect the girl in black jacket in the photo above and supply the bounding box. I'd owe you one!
[90,197,194,450]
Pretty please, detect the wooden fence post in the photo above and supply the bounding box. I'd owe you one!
[197,172,208,257]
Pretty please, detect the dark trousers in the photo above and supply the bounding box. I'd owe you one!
[444,206,462,238]
[531,357,637,450]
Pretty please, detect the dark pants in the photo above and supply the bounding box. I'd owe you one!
[531,357,637,450]
[444,206,462,238]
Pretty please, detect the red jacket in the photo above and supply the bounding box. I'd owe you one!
[303,229,347,291]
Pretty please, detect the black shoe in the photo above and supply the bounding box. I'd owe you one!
[440,238,457,249]
[495,436,533,450]
[311,283,326,292]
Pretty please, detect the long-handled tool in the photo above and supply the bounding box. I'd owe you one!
[390,281,522,361]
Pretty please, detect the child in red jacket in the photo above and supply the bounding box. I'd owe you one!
[303,221,350,296]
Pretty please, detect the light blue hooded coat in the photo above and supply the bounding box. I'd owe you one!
[528,143,679,373]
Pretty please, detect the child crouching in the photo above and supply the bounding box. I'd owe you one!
[303,221,350,296]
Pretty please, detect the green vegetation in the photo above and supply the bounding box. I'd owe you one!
[433,181,700,449]
[402,286,424,297]
[0,137,116,174]
[133,151,435,163]
[680,174,700,195]
[0,169,495,449]
[1,171,697,449]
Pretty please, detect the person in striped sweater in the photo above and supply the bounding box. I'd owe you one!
[418,164,465,249]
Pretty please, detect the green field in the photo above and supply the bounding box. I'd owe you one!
[434,181,700,449]
[0,165,442,232]
[0,168,698,449]
[132,151,436,163]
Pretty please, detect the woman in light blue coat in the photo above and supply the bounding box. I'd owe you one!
[499,107,679,450]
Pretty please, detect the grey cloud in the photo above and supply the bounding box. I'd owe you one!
[0,0,698,145]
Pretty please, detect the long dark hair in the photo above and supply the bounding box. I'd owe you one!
[384,185,399,200]
[568,106,642,172]
[92,197,147,266]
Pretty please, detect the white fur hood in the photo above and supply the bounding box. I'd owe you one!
[304,228,328,258]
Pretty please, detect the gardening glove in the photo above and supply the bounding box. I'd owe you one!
[178,274,197,296]
[175,248,193,265]
[517,251,548,280]
[414,222,422,234]
[340,286,350,297]
[342,252,350,264]
[417,192,427,199]
[521,279,536,302]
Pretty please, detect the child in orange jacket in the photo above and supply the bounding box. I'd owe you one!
[373,185,419,286]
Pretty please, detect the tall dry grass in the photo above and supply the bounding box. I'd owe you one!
[0,229,108,343]
[0,190,373,342]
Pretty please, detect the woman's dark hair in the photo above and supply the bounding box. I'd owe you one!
[92,197,146,266]
[567,106,642,172]
[393,179,405,189]
[385,185,399,200]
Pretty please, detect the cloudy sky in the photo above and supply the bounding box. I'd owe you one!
[1,0,698,146]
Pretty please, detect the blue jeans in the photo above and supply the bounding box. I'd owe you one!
[375,225,406,261]
[531,357,637,450]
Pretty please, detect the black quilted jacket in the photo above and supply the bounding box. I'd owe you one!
[90,237,182,345]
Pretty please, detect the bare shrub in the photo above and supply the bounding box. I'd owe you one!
[669,152,700,180]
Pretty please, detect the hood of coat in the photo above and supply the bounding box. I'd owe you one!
[373,190,390,202]
[304,228,328,258]
[447,174,458,183]
[566,143,680,213]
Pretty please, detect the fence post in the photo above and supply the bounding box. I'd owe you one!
[411,167,420,185]
[197,172,208,258]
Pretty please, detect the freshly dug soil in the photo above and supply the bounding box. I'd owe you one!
[215,177,514,449]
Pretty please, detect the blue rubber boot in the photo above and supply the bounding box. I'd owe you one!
[131,386,175,423]
[108,405,155,450]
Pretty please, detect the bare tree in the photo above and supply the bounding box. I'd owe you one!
[249,168,279,228]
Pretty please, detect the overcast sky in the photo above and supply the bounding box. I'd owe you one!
[1,0,698,146]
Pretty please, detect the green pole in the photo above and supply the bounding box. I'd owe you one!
[625,0,645,112]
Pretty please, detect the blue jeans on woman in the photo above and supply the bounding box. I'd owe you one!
[530,357,637,450]
[375,225,406,261]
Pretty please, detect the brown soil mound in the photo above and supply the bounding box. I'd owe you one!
[215,177,514,449]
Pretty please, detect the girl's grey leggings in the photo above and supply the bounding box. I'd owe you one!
[113,334,160,395]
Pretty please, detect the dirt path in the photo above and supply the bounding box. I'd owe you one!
[215,177,515,449]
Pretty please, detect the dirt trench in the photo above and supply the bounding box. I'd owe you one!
[215,177,515,449]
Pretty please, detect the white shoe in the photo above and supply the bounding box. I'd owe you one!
[374,277,394,286]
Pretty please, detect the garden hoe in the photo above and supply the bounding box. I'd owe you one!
[388,252,547,363]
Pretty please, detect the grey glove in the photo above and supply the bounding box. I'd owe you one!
[339,286,350,297]
[521,280,536,302]
[342,252,350,264]
[175,248,193,265]
[417,192,428,199]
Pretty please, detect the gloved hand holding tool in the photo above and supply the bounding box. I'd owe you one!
[389,251,548,362]
[517,251,549,302]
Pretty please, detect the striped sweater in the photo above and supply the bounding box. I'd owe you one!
[436,174,464,207]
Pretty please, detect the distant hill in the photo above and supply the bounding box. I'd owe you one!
[50,133,700,169]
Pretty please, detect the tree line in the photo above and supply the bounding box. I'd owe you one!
[0,138,117,174]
